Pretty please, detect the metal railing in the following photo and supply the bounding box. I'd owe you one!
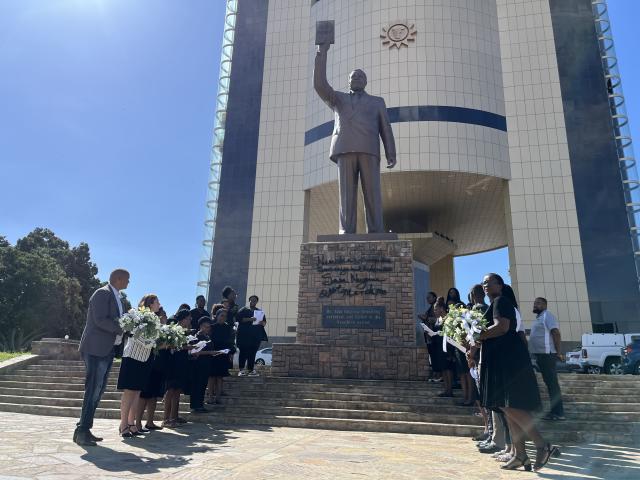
[592,0,640,289]
[197,0,238,296]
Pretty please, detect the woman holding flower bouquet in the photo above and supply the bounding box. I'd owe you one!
[478,273,559,472]
[117,294,162,438]
[163,309,193,428]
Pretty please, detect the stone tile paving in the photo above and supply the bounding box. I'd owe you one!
[0,412,638,479]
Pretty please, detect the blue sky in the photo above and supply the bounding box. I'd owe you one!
[1,1,638,314]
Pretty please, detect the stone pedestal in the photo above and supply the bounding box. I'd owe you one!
[31,338,81,360]
[272,239,428,380]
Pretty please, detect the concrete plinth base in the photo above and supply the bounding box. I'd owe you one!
[271,343,427,380]
[272,239,427,380]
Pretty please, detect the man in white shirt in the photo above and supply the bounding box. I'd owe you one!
[529,297,565,421]
[75,269,129,445]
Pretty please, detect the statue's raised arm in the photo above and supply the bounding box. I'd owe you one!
[314,43,336,108]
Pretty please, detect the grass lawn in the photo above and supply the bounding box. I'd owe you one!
[0,352,27,362]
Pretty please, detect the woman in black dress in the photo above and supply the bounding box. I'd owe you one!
[432,297,456,397]
[117,294,161,438]
[135,307,168,432]
[208,308,235,403]
[162,309,192,428]
[478,273,559,471]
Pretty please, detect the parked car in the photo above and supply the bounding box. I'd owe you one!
[622,340,640,375]
[579,333,640,374]
[531,353,580,373]
[255,347,272,366]
[565,349,582,371]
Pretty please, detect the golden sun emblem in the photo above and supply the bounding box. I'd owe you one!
[381,22,417,49]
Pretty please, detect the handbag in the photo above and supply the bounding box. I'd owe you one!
[122,336,153,362]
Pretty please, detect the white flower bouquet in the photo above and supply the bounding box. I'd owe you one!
[157,323,188,350]
[441,304,488,350]
[119,307,162,361]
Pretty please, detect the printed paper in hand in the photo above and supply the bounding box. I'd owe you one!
[253,310,265,325]
[190,340,209,354]
[421,324,437,337]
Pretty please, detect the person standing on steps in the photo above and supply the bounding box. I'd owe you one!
[190,295,209,331]
[235,295,266,377]
[74,268,129,446]
[529,297,565,421]
[478,273,560,472]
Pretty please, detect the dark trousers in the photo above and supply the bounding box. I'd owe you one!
[190,359,210,409]
[77,350,114,431]
[535,353,565,416]
[238,344,259,370]
[337,153,383,233]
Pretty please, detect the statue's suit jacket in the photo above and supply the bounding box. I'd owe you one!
[314,51,396,163]
[79,285,123,357]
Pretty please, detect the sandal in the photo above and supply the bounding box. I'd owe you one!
[145,423,163,430]
[495,453,513,463]
[534,443,561,472]
[500,454,531,471]
[119,425,134,438]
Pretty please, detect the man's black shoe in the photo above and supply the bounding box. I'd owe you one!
[74,431,97,447]
[88,430,103,442]
[543,413,566,421]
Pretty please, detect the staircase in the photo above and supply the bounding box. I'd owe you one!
[0,357,639,444]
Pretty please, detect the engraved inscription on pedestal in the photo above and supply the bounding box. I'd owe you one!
[322,306,385,329]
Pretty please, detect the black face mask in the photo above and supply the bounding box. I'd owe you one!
[533,307,542,314]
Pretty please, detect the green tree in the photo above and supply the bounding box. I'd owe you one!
[0,229,102,344]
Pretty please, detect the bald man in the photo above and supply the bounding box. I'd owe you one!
[75,269,129,446]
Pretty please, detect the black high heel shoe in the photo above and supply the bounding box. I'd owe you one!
[500,454,532,471]
[534,443,561,471]
[119,425,134,438]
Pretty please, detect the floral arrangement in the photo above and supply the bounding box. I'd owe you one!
[157,323,188,350]
[440,304,488,348]
[118,307,161,347]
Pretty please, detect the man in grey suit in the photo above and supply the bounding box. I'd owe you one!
[314,42,397,234]
[73,269,129,446]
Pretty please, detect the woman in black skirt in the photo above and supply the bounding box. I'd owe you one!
[135,307,168,432]
[433,297,456,397]
[117,294,161,438]
[208,308,235,404]
[478,273,559,471]
[162,309,192,428]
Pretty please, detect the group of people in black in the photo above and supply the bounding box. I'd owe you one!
[115,286,267,438]
[420,274,560,472]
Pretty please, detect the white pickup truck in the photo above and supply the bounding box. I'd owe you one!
[579,333,640,374]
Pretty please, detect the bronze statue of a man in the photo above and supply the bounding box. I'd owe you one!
[314,42,397,234]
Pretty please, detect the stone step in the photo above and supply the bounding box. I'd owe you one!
[21,362,640,383]
[4,371,640,396]
[9,391,640,429]
[2,386,639,418]
[0,372,640,402]
[11,370,640,396]
[1,400,636,444]
[1,377,637,406]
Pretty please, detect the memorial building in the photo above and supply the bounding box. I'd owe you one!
[198,0,640,345]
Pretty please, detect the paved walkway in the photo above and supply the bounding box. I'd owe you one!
[0,412,638,479]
